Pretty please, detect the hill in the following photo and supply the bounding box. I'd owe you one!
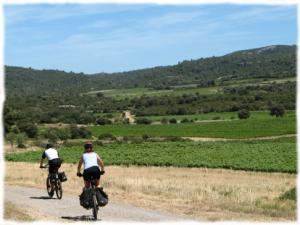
[5,45,296,96]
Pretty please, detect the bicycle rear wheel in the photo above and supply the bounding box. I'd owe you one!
[92,193,98,220]
[55,179,63,199]
[46,177,54,198]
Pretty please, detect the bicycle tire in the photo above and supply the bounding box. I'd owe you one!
[92,191,98,220]
[55,179,63,199]
[46,177,54,198]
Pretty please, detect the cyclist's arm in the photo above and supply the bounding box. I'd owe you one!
[97,155,105,171]
[39,158,44,168]
[77,156,83,174]
[40,151,46,167]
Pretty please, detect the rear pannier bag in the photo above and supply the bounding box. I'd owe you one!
[96,188,108,207]
[58,172,67,182]
[80,189,93,209]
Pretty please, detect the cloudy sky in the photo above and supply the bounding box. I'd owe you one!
[4,3,297,74]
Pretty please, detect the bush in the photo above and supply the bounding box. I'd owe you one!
[270,105,285,117]
[169,118,177,124]
[136,118,152,125]
[44,128,59,144]
[279,187,296,201]
[238,109,250,119]
[212,116,221,120]
[96,117,112,125]
[160,118,168,124]
[78,127,92,138]
[98,133,116,140]
[17,122,38,138]
[181,118,190,123]
[142,134,150,140]
[165,136,185,142]
[16,133,27,148]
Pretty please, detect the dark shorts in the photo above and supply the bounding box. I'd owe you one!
[49,158,61,174]
[83,166,100,181]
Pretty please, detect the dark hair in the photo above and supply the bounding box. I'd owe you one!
[84,143,93,149]
[46,143,53,149]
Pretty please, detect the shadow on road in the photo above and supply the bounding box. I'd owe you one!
[30,196,57,200]
[61,215,100,221]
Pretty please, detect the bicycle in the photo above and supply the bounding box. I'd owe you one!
[77,171,104,220]
[41,165,63,199]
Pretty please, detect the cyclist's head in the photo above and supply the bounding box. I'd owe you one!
[84,142,93,152]
[45,143,53,149]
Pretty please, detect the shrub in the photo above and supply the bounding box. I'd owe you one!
[44,128,59,144]
[142,134,150,140]
[160,118,168,124]
[169,118,177,124]
[98,133,116,140]
[165,136,185,142]
[181,118,190,123]
[78,127,92,138]
[136,118,152,125]
[17,122,38,138]
[16,133,27,148]
[279,187,296,201]
[270,105,285,117]
[212,116,221,120]
[96,117,112,125]
[238,109,250,119]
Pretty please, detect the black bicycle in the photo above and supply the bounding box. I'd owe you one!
[41,165,63,199]
[77,172,104,220]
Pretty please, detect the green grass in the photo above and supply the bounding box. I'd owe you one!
[89,112,295,138]
[144,111,294,122]
[86,86,220,99]
[85,77,294,99]
[5,137,296,173]
[279,187,296,201]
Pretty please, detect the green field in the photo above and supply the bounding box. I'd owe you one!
[85,77,294,100]
[89,112,295,138]
[86,86,220,99]
[6,137,296,173]
[144,111,295,122]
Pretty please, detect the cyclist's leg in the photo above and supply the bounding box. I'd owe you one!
[84,180,91,188]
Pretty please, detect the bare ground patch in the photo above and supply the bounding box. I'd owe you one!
[5,161,296,221]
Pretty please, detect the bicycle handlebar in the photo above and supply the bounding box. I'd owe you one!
[40,165,49,169]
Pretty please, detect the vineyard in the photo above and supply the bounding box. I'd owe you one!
[6,137,296,173]
[89,113,296,138]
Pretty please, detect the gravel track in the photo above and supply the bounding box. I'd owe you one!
[5,185,198,222]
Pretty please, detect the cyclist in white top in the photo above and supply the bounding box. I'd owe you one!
[40,143,62,174]
[77,142,105,188]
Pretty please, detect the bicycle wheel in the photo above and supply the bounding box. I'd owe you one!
[55,179,63,199]
[92,192,98,220]
[46,177,54,198]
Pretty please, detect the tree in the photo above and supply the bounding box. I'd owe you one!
[270,105,285,117]
[17,121,38,138]
[169,118,177,124]
[238,109,250,119]
[161,118,168,124]
[44,128,59,144]
[16,133,27,148]
[6,133,16,149]
[136,118,152,125]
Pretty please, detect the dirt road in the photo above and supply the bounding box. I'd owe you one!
[5,185,198,222]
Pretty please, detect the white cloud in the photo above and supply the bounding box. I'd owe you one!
[145,11,206,29]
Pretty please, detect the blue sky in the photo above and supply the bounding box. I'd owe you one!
[4,4,297,74]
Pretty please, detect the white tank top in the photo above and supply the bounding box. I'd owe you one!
[45,148,59,160]
[83,152,99,170]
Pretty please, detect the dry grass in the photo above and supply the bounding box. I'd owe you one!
[5,161,296,221]
[4,201,34,222]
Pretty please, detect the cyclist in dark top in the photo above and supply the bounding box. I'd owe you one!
[40,143,61,174]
